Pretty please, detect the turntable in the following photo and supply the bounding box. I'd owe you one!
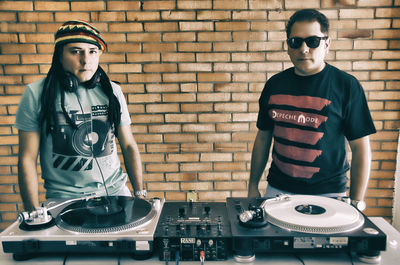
[0,196,164,261]
[227,195,386,263]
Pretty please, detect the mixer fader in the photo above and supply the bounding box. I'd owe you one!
[154,201,231,261]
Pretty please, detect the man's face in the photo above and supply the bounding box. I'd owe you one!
[60,42,101,83]
[287,21,330,76]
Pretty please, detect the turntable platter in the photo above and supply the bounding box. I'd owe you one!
[265,195,364,234]
[55,196,156,233]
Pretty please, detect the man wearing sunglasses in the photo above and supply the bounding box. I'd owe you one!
[248,9,376,211]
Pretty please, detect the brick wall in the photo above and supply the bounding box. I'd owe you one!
[0,0,399,230]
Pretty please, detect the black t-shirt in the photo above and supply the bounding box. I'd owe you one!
[256,64,376,194]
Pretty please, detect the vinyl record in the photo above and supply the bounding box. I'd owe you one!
[55,196,156,233]
[264,195,364,234]
[72,119,109,157]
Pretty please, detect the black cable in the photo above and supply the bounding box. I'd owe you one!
[175,250,180,265]
[347,251,355,265]
[76,93,110,198]
[293,253,305,265]
[62,255,68,265]
[164,250,169,265]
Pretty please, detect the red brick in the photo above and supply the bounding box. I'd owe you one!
[165,192,186,201]
[109,22,143,32]
[146,103,180,113]
[251,21,286,31]
[285,0,320,9]
[127,73,162,83]
[143,43,176,52]
[54,13,90,23]
[249,0,283,9]
[146,84,179,93]
[163,73,196,82]
[374,29,400,39]
[163,32,196,42]
[0,33,18,43]
[92,11,126,22]
[213,0,247,9]
[233,32,267,41]
[182,124,214,132]
[0,12,17,22]
[181,182,212,191]
[142,1,175,10]
[127,11,159,21]
[107,1,141,11]
[109,64,141,73]
[18,12,53,22]
[0,1,33,11]
[165,114,197,123]
[0,55,19,64]
[216,22,249,31]
[162,53,195,62]
[148,124,180,133]
[34,1,69,11]
[180,163,212,172]
[215,181,246,190]
[198,191,231,201]
[179,63,212,72]
[144,63,177,73]
[178,43,211,52]
[4,65,38,75]
[166,173,197,181]
[198,32,232,41]
[144,22,178,32]
[177,0,211,9]
[71,1,105,11]
[147,181,179,191]
[127,53,160,63]
[181,103,213,112]
[198,73,231,82]
[198,11,231,20]
[376,8,400,18]
[147,144,179,153]
[1,23,36,33]
[198,172,231,181]
[180,22,213,31]
[358,0,392,6]
[181,143,213,152]
[161,11,195,20]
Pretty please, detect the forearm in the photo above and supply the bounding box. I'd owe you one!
[349,136,372,201]
[17,130,40,212]
[18,158,39,212]
[122,143,144,193]
[248,130,273,196]
[117,125,144,193]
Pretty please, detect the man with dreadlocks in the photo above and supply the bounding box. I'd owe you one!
[15,21,146,211]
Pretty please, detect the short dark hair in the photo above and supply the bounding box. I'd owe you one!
[286,9,329,38]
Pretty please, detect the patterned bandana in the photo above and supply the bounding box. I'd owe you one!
[55,20,106,51]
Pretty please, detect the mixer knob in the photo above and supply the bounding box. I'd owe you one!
[179,207,185,217]
[204,206,210,215]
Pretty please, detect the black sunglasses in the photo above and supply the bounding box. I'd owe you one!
[287,36,328,49]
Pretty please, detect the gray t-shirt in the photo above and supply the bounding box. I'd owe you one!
[15,78,131,199]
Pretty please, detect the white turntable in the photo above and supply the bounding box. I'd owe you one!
[229,195,386,263]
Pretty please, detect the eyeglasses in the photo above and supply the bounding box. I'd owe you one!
[287,36,328,49]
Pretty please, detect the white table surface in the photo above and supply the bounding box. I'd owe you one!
[0,217,399,265]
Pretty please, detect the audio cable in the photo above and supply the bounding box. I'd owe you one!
[76,92,110,198]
